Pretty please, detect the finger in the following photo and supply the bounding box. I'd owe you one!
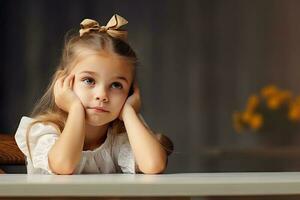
[70,74,75,89]
[68,74,75,88]
[54,76,64,92]
[54,80,61,96]
[63,74,74,89]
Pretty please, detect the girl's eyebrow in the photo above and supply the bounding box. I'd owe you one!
[79,71,129,84]
[79,71,97,75]
[114,76,129,84]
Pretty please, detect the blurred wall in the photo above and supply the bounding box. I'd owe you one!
[2,0,300,173]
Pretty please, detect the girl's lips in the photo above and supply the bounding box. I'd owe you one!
[88,107,109,112]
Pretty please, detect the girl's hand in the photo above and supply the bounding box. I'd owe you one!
[54,74,82,112]
[119,82,142,121]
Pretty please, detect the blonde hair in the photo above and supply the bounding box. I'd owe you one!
[26,31,138,160]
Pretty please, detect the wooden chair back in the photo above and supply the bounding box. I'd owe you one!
[0,134,25,173]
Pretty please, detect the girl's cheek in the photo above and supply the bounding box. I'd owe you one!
[73,79,85,96]
[119,95,128,106]
[112,93,126,107]
[72,82,80,96]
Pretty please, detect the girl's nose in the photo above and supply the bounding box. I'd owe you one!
[95,88,109,103]
[96,96,108,102]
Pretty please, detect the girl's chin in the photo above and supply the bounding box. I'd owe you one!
[86,115,116,126]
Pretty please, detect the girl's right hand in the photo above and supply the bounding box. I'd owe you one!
[54,74,82,112]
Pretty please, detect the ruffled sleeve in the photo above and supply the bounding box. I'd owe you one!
[14,116,59,174]
[114,133,136,174]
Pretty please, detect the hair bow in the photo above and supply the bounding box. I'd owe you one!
[79,14,128,40]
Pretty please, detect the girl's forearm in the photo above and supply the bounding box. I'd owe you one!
[48,102,85,174]
[122,105,167,174]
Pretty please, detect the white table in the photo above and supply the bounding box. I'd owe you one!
[0,172,300,199]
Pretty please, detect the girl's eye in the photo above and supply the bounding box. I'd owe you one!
[111,82,123,89]
[82,77,95,86]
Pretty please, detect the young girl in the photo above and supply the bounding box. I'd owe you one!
[15,14,173,175]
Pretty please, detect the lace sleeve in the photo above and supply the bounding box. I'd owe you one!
[15,117,59,174]
[115,133,136,174]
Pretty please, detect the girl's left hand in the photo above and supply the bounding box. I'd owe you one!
[119,82,141,121]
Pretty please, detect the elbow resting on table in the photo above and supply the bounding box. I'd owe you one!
[48,158,76,175]
[139,159,167,174]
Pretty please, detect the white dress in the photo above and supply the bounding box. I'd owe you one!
[14,116,136,174]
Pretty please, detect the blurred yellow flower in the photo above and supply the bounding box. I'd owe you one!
[242,111,253,122]
[246,95,259,112]
[289,97,300,121]
[233,85,300,134]
[261,85,278,98]
[249,114,263,130]
[266,96,281,110]
[289,107,300,121]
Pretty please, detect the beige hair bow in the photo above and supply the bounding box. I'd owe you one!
[79,14,128,40]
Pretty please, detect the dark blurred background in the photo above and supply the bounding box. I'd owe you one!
[2,0,300,173]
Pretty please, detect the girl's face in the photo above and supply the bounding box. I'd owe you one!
[70,50,134,126]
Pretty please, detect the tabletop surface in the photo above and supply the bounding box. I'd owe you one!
[1,172,300,197]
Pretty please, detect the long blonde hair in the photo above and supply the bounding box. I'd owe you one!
[26,32,138,160]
